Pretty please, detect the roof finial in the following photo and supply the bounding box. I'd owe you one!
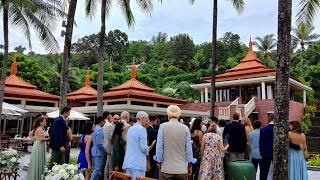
[249,36,253,52]
[131,57,136,79]
[11,53,17,75]
[85,68,90,86]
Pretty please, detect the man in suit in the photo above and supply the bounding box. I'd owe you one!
[155,105,194,180]
[259,114,274,180]
[146,115,158,178]
[123,111,150,180]
[48,106,71,170]
[91,116,106,180]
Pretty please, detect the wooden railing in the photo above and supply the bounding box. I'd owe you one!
[244,97,256,118]
[218,107,230,120]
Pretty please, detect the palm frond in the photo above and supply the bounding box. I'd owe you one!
[135,0,153,14]
[117,0,135,28]
[227,0,245,14]
[85,0,97,20]
[296,0,320,26]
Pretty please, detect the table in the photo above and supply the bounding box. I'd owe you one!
[9,138,32,153]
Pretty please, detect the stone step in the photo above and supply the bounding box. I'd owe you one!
[308,126,320,137]
[307,137,320,153]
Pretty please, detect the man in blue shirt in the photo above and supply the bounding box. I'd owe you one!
[91,116,106,180]
[249,120,262,173]
[123,111,150,179]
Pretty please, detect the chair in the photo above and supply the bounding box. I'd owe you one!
[136,177,156,180]
[109,171,132,180]
[0,135,10,148]
[71,135,81,148]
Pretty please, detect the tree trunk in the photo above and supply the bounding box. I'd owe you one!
[210,0,217,117]
[97,0,107,116]
[273,0,292,179]
[0,0,9,134]
[299,42,304,74]
[59,0,78,110]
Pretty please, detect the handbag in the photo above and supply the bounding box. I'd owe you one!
[304,146,309,159]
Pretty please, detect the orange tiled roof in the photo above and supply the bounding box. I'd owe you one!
[110,79,154,92]
[68,68,97,101]
[4,54,59,101]
[202,39,275,82]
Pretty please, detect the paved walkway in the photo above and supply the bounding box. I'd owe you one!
[17,148,320,180]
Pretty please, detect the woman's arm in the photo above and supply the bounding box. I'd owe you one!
[200,135,205,157]
[219,136,229,152]
[85,135,92,171]
[28,130,35,142]
[36,128,49,142]
[67,127,73,141]
[198,131,203,145]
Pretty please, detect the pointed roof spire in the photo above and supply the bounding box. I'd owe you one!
[11,53,17,75]
[249,36,253,52]
[131,57,136,79]
[85,68,90,86]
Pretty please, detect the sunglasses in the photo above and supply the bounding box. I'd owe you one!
[114,118,120,120]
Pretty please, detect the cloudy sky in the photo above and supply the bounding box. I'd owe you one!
[1,0,319,54]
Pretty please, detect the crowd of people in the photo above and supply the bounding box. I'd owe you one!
[25,105,309,180]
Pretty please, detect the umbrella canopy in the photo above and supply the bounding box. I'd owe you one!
[47,110,89,120]
[2,109,21,116]
[3,102,28,113]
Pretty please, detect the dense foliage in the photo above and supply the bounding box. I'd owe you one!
[2,30,319,102]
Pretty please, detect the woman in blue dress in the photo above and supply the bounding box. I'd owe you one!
[288,121,308,180]
[77,122,95,180]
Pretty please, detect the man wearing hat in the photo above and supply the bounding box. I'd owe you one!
[155,105,195,180]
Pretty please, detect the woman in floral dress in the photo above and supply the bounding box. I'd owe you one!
[198,124,229,180]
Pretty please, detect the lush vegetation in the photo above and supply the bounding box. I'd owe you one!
[308,155,320,167]
[1,30,319,103]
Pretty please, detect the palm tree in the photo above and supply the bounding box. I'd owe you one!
[190,0,244,117]
[292,22,319,74]
[59,0,78,109]
[253,34,277,68]
[85,0,155,116]
[273,0,292,179]
[296,0,320,25]
[0,0,66,116]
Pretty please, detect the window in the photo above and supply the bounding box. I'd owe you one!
[157,104,169,108]
[107,101,127,105]
[88,103,97,106]
[26,101,55,107]
[131,101,153,107]
[4,99,21,105]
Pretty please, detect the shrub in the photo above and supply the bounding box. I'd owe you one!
[308,155,320,167]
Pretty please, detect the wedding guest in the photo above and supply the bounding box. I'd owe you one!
[77,122,95,180]
[65,119,73,164]
[146,115,158,178]
[288,121,308,180]
[190,118,203,180]
[198,124,229,179]
[242,117,254,160]
[249,120,262,173]
[123,111,150,179]
[91,116,106,180]
[111,122,126,172]
[48,106,71,169]
[27,117,50,180]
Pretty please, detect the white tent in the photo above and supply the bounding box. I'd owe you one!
[1,102,28,135]
[3,102,28,113]
[47,110,89,120]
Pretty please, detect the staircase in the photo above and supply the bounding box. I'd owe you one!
[307,116,320,154]
[218,97,256,120]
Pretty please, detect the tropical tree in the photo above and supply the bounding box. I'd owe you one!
[273,0,292,179]
[191,0,244,116]
[296,0,320,25]
[85,0,156,116]
[253,34,277,68]
[60,0,78,109]
[0,0,66,116]
[291,22,319,74]
[151,32,168,44]
[14,45,26,53]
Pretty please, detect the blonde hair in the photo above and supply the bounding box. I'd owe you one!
[207,124,217,134]
[243,117,253,130]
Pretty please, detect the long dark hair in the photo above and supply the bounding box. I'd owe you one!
[81,122,94,135]
[292,121,302,134]
[111,122,124,144]
[33,117,45,131]
[191,118,202,134]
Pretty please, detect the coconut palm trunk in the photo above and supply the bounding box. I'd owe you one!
[0,0,9,126]
[273,0,292,179]
[59,0,78,109]
[300,41,305,74]
[97,0,107,116]
[210,0,217,117]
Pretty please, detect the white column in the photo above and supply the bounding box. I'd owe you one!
[200,90,204,103]
[239,86,242,97]
[261,82,266,99]
[219,89,223,102]
[205,87,209,103]
[216,90,219,102]
[153,103,157,107]
[303,90,307,107]
[127,100,131,105]
[267,85,273,99]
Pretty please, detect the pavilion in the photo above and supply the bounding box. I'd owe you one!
[70,59,209,119]
[186,39,312,125]
[1,54,59,135]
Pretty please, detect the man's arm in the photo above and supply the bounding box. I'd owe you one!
[139,128,149,155]
[154,126,164,163]
[56,120,66,149]
[97,128,105,153]
[289,142,302,150]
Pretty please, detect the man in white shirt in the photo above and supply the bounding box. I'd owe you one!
[120,111,131,141]
[102,111,111,180]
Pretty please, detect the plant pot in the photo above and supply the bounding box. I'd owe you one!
[307,165,320,171]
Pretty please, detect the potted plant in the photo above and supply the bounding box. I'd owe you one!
[42,163,84,180]
[0,148,22,173]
